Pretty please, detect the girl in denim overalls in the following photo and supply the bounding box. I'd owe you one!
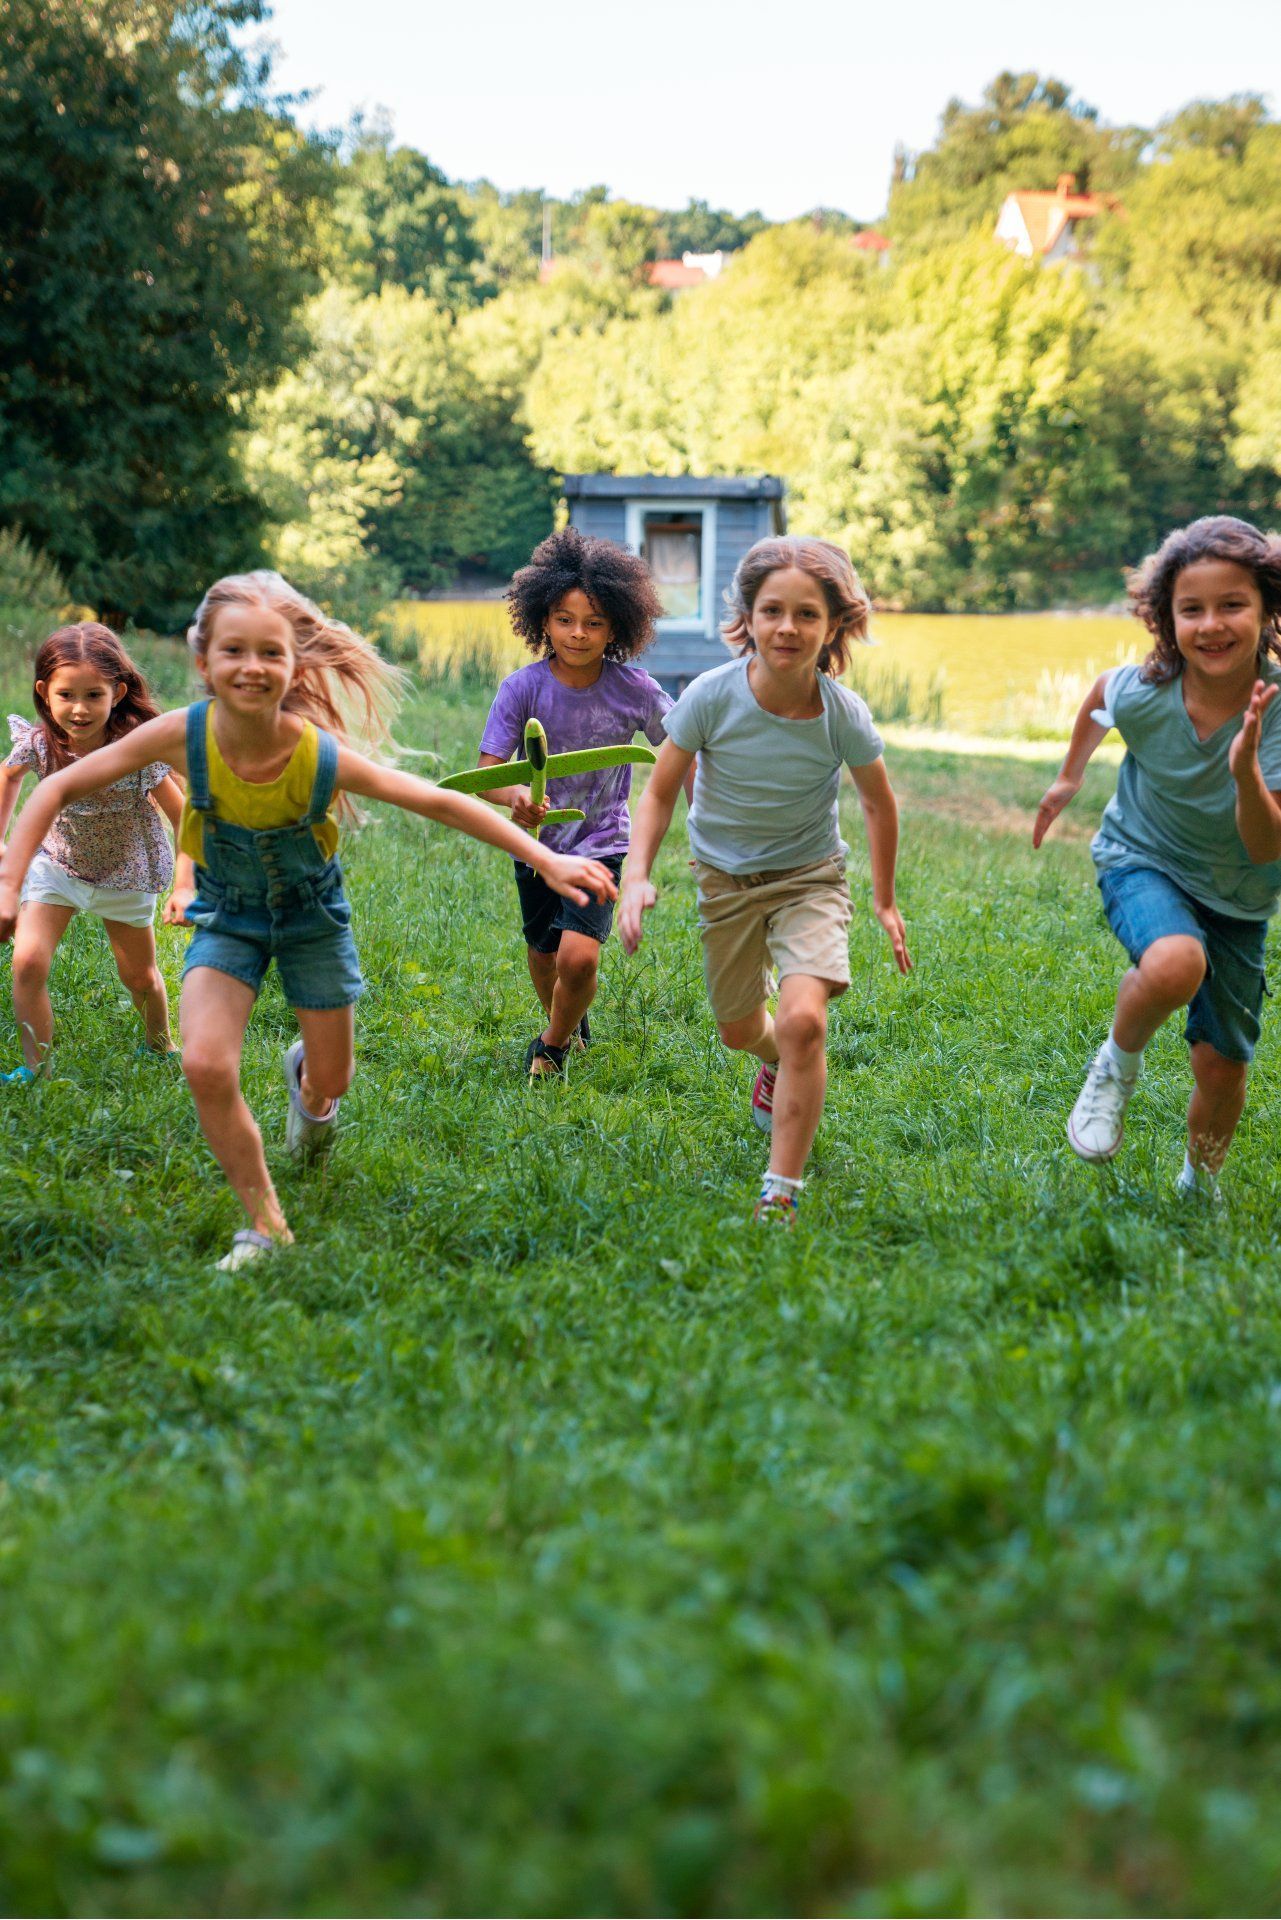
[0,571,617,1271]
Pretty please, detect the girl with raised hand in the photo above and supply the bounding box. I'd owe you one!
[1034,516,1281,1197]
[618,536,911,1226]
[0,623,186,1078]
[0,572,616,1272]
[475,527,669,1079]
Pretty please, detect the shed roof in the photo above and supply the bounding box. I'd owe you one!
[563,474,785,501]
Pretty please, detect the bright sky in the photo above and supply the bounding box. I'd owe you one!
[264,0,1280,222]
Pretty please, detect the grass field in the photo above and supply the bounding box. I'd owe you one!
[4,666,1281,1916]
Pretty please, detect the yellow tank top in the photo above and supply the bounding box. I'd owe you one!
[178,709,340,863]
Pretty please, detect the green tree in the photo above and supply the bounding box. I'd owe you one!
[331,119,492,308]
[0,0,332,627]
[888,72,1145,253]
[248,285,555,604]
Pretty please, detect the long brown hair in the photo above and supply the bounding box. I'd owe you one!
[188,569,405,753]
[1129,516,1281,684]
[33,624,161,772]
[721,536,871,678]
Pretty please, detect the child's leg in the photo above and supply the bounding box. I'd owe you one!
[717,1003,779,1065]
[11,903,75,1068]
[543,931,602,1049]
[1112,935,1206,1052]
[292,1004,355,1118]
[766,973,832,1181]
[1187,1042,1248,1174]
[527,946,557,1019]
[180,967,291,1242]
[102,918,174,1052]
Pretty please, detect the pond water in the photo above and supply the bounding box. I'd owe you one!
[394,601,1146,740]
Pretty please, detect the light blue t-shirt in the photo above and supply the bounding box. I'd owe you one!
[1092,660,1281,921]
[664,657,884,874]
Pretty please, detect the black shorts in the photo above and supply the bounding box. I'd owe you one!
[514,854,624,954]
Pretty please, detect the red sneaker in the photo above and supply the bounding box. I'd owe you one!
[751,1061,777,1132]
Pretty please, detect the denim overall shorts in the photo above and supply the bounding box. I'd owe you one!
[181,701,365,1009]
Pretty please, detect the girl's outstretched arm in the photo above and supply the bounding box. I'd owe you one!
[0,762,27,849]
[849,757,912,974]
[1229,678,1281,863]
[335,751,616,905]
[617,738,695,954]
[152,774,197,926]
[1032,672,1111,848]
[0,713,188,939]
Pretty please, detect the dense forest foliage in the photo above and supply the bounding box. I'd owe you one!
[1,6,1278,625]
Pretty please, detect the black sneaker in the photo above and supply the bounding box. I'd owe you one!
[525,1034,571,1081]
[576,1013,591,1050]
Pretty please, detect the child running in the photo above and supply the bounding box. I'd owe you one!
[1034,515,1281,1195]
[476,527,670,1077]
[0,623,186,1078]
[618,535,911,1224]
[0,571,615,1270]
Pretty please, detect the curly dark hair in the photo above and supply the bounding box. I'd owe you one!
[1129,515,1281,684]
[507,526,663,661]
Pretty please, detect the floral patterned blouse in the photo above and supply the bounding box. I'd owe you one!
[5,717,175,892]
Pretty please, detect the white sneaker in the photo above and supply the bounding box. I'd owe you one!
[1067,1045,1137,1162]
[215,1228,278,1272]
[284,1039,339,1159]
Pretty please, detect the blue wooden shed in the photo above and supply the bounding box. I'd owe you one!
[563,474,787,693]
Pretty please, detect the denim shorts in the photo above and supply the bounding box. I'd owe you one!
[1098,865,1268,1063]
[182,869,365,1010]
[514,854,624,954]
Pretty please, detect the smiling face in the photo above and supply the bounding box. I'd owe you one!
[545,588,612,675]
[747,567,833,678]
[1172,558,1264,685]
[37,663,125,751]
[198,602,296,715]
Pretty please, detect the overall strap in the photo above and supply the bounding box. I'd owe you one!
[186,701,214,812]
[303,726,339,827]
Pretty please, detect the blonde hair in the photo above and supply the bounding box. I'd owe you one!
[188,572,405,810]
[721,536,871,677]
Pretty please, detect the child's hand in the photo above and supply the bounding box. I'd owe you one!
[0,881,19,944]
[876,902,912,974]
[541,852,618,906]
[1229,680,1280,782]
[1032,775,1083,848]
[510,786,549,830]
[164,884,196,927]
[618,878,657,955]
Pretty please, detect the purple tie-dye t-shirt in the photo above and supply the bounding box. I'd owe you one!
[479,659,671,858]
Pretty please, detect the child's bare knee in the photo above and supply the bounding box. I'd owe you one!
[183,1047,236,1102]
[718,1012,764,1052]
[1192,1044,1247,1099]
[1141,937,1205,1005]
[118,961,161,998]
[11,952,49,994]
[775,1002,827,1054]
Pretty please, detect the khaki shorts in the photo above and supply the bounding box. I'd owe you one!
[695,853,853,1023]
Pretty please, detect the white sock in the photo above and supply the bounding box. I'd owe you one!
[1178,1152,1217,1191]
[760,1171,804,1201]
[1105,1031,1144,1080]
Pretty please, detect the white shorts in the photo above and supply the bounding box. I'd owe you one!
[21,853,158,929]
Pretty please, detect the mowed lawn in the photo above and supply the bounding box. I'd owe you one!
[3,673,1281,1917]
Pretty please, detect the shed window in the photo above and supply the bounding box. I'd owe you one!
[641,512,703,621]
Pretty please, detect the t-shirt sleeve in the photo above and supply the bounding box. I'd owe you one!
[663,674,712,754]
[478,675,527,761]
[4,715,40,773]
[141,759,171,795]
[830,684,884,768]
[640,673,673,746]
[1099,663,1144,740]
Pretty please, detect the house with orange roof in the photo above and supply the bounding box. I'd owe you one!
[994,173,1123,262]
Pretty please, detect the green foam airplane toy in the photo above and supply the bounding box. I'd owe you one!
[440,718,656,841]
